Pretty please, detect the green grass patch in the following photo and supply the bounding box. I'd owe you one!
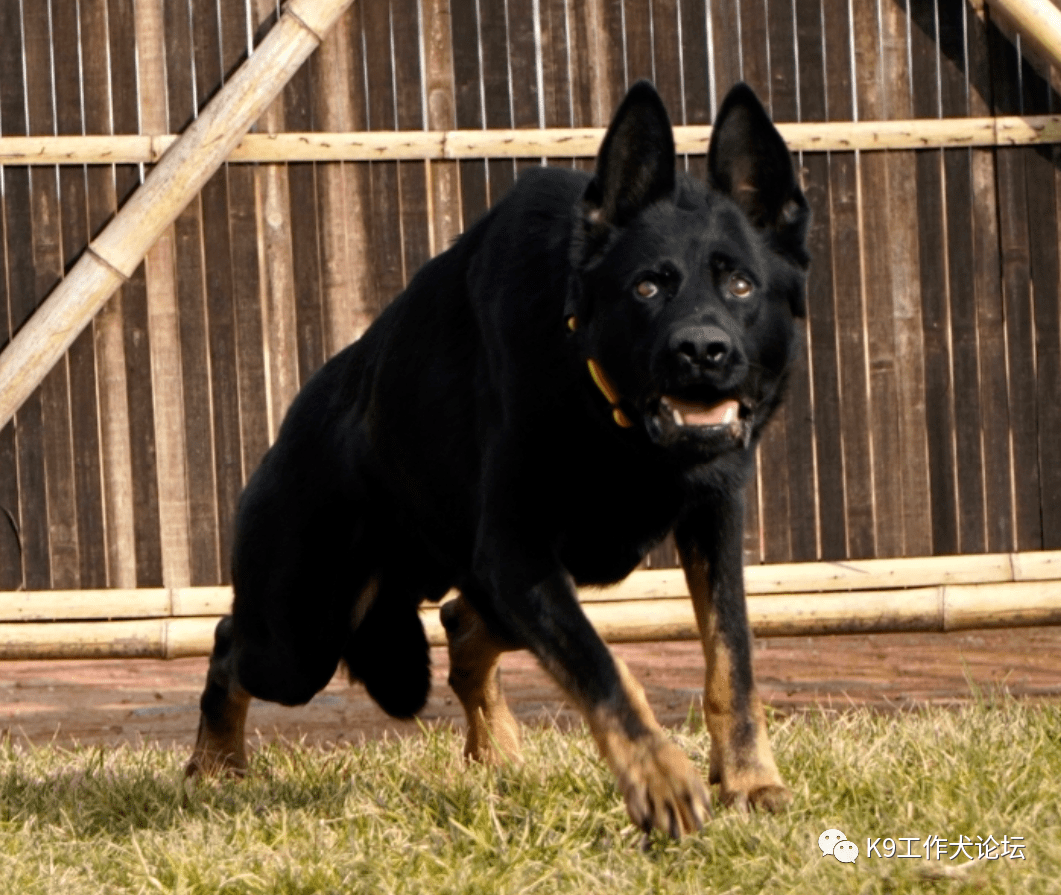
[0,699,1057,894]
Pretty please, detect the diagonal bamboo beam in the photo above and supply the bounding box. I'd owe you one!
[985,0,1061,68]
[0,0,356,430]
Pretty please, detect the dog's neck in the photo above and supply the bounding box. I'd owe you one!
[566,314,633,429]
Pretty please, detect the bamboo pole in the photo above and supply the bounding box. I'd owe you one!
[0,551,1056,620]
[0,618,219,660]
[0,578,1057,659]
[0,552,1058,658]
[0,0,356,431]
[3,116,1061,167]
[135,0,193,589]
[985,0,1061,70]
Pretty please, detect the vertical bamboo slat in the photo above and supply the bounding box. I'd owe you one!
[882,0,932,559]
[853,0,901,559]
[25,0,80,590]
[0,184,17,590]
[192,0,243,585]
[422,0,462,254]
[358,2,405,317]
[1,1,50,590]
[53,1,108,590]
[86,0,138,594]
[392,0,432,279]
[990,18,1043,551]
[137,0,193,589]
[477,0,517,208]
[1021,51,1061,552]
[252,0,301,443]
[450,0,488,226]
[110,0,164,588]
[825,0,873,559]
[941,4,989,555]
[911,3,959,557]
[794,0,843,562]
[969,8,1016,554]
[314,11,361,356]
[759,0,802,564]
[217,2,270,505]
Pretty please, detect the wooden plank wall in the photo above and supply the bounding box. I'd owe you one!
[0,0,1059,591]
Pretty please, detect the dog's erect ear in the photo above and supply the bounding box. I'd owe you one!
[583,80,676,227]
[708,83,809,266]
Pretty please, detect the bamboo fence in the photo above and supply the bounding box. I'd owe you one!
[0,552,1057,660]
[0,0,357,432]
[4,0,1061,613]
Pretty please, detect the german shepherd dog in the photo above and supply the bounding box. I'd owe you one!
[188,80,810,838]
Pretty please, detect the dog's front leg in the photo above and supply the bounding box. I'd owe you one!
[676,496,790,813]
[473,537,710,837]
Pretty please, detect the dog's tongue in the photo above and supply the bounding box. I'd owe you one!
[666,397,740,427]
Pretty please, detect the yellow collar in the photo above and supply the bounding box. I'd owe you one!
[567,314,632,428]
[586,358,633,428]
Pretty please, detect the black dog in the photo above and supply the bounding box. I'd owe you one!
[188,80,810,839]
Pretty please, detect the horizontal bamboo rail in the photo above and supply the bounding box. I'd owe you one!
[0,551,1057,660]
[0,0,356,432]
[2,116,1061,167]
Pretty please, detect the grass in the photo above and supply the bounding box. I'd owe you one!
[0,697,1057,894]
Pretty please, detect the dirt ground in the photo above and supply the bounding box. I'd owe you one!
[1,625,1059,751]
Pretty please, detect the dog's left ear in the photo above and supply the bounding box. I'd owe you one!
[708,83,810,268]
[583,80,676,228]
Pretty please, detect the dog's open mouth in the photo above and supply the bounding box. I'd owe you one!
[653,395,753,449]
[660,396,740,428]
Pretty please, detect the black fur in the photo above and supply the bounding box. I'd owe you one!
[210,80,809,736]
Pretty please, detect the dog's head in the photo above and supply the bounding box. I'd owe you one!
[567,81,810,465]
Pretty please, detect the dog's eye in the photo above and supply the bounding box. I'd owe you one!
[727,273,754,299]
[635,279,659,299]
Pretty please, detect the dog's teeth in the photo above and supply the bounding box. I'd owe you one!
[722,405,737,424]
[672,408,684,426]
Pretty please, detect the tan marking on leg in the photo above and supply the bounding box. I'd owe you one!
[441,596,522,764]
[584,656,710,837]
[350,574,379,630]
[681,544,790,813]
[186,682,251,778]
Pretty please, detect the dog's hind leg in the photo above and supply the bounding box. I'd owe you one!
[186,615,252,776]
[187,565,362,778]
[439,595,522,764]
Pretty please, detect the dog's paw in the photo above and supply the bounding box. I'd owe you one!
[720,780,792,814]
[614,736,711,838]
[184,746,248,779]
[185,716,248,779]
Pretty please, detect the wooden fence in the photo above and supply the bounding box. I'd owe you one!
[2,0,1061,595]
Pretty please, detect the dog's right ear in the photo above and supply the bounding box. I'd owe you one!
[582,81,676,228]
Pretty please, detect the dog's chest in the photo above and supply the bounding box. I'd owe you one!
[556,454,681,585]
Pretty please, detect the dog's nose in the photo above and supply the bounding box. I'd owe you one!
[670,325,733,369]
